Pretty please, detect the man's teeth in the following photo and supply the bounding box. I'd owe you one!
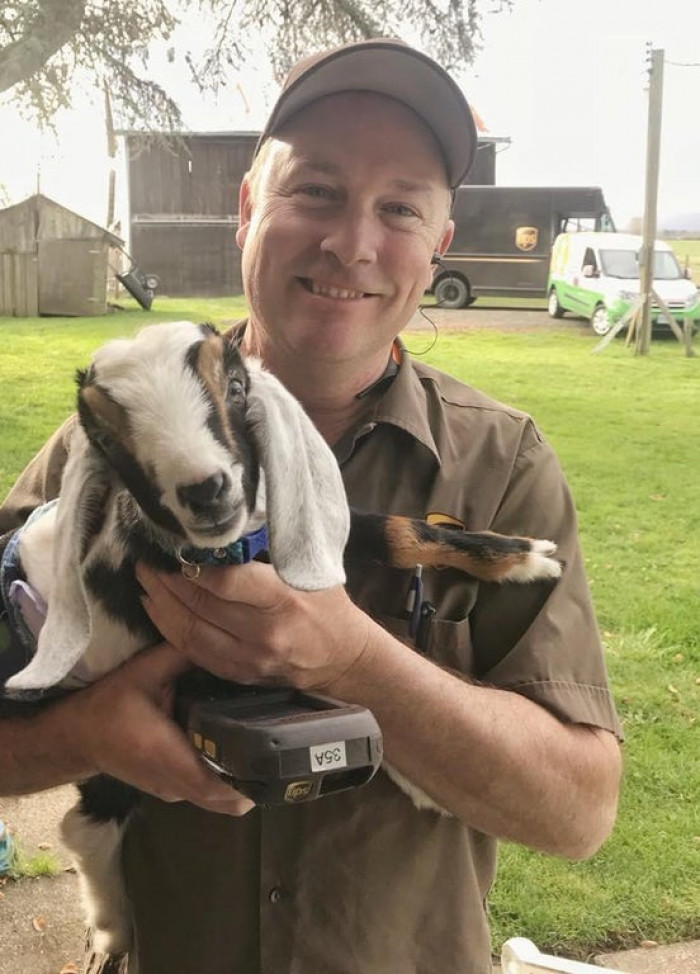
[309,281,366,300]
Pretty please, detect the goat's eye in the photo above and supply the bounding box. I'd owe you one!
[228,377,245,402]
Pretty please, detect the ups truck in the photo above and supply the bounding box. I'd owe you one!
[432,186,615,308]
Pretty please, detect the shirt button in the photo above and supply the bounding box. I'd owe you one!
[268,886,284,904]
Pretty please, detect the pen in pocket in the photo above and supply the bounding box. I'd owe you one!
[405,564,423,639]
[415,600,436,654]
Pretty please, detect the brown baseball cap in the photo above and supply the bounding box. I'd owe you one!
[255,38,477,188]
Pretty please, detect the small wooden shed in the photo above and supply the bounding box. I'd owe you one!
[0,194,123,317]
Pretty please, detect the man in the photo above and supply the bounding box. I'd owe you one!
[0,39,621,974]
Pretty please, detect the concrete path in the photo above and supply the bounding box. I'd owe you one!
[594,941,700,973]
[0,787,84,974]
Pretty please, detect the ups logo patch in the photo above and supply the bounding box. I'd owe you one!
[515,226,538,252]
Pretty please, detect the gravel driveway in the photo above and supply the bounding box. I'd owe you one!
[407,303,578,332]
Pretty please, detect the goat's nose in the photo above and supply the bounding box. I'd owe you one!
[177,471,229,511]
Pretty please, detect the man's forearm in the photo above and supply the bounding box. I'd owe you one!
[323,622,621,859]
[0,697,93,795]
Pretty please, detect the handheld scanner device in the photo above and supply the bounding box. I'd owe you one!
[175,671,383,806]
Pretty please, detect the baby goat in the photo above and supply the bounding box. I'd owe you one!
[3,321,561,956]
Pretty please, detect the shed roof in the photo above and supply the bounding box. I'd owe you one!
[0,193,124,248]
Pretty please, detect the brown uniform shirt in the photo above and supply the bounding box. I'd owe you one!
[0,351,621,974]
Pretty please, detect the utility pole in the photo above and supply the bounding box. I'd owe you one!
[104,84,117,230]
[636,46,664,356]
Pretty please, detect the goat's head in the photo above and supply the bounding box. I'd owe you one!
[75,321,350,590]
[5,321,350,693]
[77,321,261,549]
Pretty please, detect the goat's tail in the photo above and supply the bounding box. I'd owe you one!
[345,512,562,584]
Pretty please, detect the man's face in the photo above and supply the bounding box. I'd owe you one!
[237,92,454,369]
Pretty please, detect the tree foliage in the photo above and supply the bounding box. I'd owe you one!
[0,0,512,129]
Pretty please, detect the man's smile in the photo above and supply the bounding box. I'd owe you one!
[299,278,375,300]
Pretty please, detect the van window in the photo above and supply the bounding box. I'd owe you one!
[582,248,598,272]
[599,249,682,280]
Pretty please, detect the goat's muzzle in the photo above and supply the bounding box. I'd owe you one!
[176,471,230,513]
[174,470,252,544]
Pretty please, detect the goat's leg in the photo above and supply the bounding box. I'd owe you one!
[346,512,561,582]
[61,777,141,955]
[62,806,131,954]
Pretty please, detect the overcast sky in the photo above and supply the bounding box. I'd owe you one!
[1,0,698,230]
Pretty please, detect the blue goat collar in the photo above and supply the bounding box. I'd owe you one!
[176,525,269,579]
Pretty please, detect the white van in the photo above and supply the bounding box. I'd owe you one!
[547,232,700,335]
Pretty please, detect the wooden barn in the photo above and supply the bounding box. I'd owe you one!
[0,194,123,317]
[124,133,257,298]
[123,129,502,298]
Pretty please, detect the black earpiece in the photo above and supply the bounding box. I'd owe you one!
[431,252,445,266]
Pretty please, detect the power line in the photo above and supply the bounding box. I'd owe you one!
[665,59,700,67]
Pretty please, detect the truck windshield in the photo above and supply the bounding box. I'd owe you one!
[599,249,683,280]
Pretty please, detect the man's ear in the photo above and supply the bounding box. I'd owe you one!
[428,219,455,286]
[235,175,253,250]
[440,219,455,255]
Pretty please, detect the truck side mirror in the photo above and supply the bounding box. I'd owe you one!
[684,266,693,281]
[582,264,598,279]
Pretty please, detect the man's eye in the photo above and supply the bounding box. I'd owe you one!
[384,203,418,218]
[299,185,335,200]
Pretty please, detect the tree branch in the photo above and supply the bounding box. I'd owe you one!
[0,0,86,94]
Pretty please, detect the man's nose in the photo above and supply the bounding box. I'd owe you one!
[319,209,379,266]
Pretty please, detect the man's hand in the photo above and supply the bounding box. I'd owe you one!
[0,640,255,812]
[51,642,254,815]
[136,561,373,691]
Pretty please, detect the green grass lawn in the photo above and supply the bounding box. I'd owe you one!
[1,300,698,958]
[410,327,700,956]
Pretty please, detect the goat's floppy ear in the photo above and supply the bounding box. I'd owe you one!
[5,427,111,692]
[245,364,349,591]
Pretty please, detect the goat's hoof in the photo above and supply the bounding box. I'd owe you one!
[84,930,129,973]
[501,540,562,584]
[87,925,132,960]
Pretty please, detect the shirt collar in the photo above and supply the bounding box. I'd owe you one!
[365,340,440,463]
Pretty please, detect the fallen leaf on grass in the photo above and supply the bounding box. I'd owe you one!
[667,684,679,695]
[640,940,659,949]
[32,915,47,932]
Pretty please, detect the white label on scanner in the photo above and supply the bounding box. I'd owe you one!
[309,741,347,773]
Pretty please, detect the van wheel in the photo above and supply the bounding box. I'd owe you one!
[434,275,470,309]
[548,289,565,318]
[591,305,612,336]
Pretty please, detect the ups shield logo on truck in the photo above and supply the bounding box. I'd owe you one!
[515,227,538,251]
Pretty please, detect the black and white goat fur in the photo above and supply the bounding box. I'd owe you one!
[5,321,561,956]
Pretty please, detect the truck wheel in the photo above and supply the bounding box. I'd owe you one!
[591,305,612,336]
[434,275,470,309]
[547,289,565,318]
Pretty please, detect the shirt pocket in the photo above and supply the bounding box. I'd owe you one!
[373,611,475,676]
